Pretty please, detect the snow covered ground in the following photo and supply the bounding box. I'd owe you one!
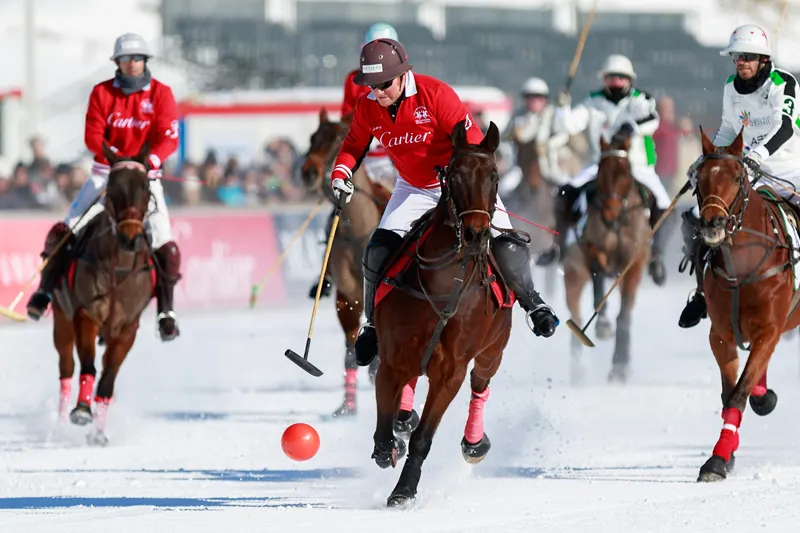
[2,273,800,532]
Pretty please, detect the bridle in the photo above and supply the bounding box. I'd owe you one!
[593,148,643,228]
[694,151,750,241]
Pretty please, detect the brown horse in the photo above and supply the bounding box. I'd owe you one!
[693,127,793,482]
[300,108,389,417]
[370,121,514,507]
[563,136,651,384]
[506,133,559,294]
[52,143,157,445]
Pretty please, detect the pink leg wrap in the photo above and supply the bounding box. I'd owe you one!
[78,374,95,406]
[344,369,357,407]
[93,396,111,433]
[751,372,767,397]
[712,407,742,461]
[400,377,418,412]
[59,378,72,420]
[464,387,490,445]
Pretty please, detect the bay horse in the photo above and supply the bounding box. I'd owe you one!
[693,127,792,482]
[52,143,157,445]
[506,131,559,295]
[371,121,515,507]
[563,136,651,384]
[300,108,390,417]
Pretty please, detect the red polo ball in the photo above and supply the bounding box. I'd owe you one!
[281,423,320,461]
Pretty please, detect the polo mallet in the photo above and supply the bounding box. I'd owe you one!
[284,194,347,376]
[564,0,599,95]
[249,197,325,309]
[567,180,693,347]
[0,189,107,322]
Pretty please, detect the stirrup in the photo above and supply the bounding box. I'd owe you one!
[524,302,555,332]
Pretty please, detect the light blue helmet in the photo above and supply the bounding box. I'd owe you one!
[363,22,399,45]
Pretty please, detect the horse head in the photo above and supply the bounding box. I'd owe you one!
[101,142,151,251]
[596,134,635,225]
[300,107,350,191]
[445,120,501,251]
[695,126,748,248]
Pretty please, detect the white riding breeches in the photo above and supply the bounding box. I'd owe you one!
[379,177,513,237]
[65,170,173,249]
[570,163,672,210]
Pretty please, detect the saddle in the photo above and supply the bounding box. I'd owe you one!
[758,186,800,230]
[374,207,515,308]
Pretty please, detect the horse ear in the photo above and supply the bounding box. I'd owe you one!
[699,125,715,155]
[137,141,151,166]
[599,136,609,153]
[622,135,632,152]
[729,126,745,155]
[341,111,354,126]
[451,120,468,150]
[102,142,117,165]
[481,122,500,153]
[319,107,329,123]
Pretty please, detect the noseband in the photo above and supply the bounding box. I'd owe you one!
[695,152,749,237]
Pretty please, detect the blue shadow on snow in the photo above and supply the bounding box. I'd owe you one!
[11,467,361,483]
[0,496,325,510]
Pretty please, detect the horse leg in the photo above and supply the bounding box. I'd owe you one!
[332,290,362,418]
[372,361,412,470]
[90,324,137,446]
[564,256,590,384]
[748,369,778,416]
[593,273,613,340]
[699,327,780,481]
[461,342,505,464]
[609,262,644,384]
[53,302,75,422]
[70,311,99,426]
[386,360,468,507]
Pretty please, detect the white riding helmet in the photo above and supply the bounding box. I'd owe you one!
[521,77,549,96]
[598,54,637,81]
[719,24,771,57]
[110,33,153,61]
[363,22,399,45]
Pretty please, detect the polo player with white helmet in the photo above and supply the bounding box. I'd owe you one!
[548,54,671,285]
[25,33,183,341]
[677,24,800,328]
[501,77,570,185]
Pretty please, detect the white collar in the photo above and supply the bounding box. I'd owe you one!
[367,71,417,101]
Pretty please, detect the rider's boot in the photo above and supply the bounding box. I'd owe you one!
[354,228,404,366]
[493,232,560,337]
[26,221,74,321]
[677,209,708,328]
[153,241,182,341]
[537,184,580,266]
[648,206,668,286]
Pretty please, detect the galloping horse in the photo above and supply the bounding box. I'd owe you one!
[505,132,558,294]
[371,121,514,507]
[693,127,793,482]
[563,136,651,384]
[300,108,390,417]
[52,143,158,445]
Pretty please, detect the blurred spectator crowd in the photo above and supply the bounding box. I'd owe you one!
[0,95,701,212]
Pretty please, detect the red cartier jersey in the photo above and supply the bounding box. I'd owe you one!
[332,72,483,189]
[84,77,179,173]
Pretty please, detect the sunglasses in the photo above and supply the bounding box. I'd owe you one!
[370,78,395,91]
[730,52,760,62]
[118,54,147,63]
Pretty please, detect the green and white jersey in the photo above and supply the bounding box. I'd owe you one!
[553,87,659,169]
[717,65,800,181]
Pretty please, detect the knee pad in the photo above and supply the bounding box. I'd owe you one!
[362,229,404,283]
[155,241,182,281]
[44,221,73,257]
[491,233,531,273]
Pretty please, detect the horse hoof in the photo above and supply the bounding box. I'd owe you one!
[595,319,613,340]
[372,437,405,469]
[697,455,729,482]
[461,434,491,464]
[331,401,357,418]
[386,488,416,508]
[69,403,92,426]
[607,364,628,384]
[749,389,778,416]
[393,409,419,439]
[87,429,109,447]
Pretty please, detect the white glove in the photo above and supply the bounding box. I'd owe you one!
[332,177,354,203]
[556,91,571,108]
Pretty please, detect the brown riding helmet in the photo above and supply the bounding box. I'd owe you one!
[353,38,412,87]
